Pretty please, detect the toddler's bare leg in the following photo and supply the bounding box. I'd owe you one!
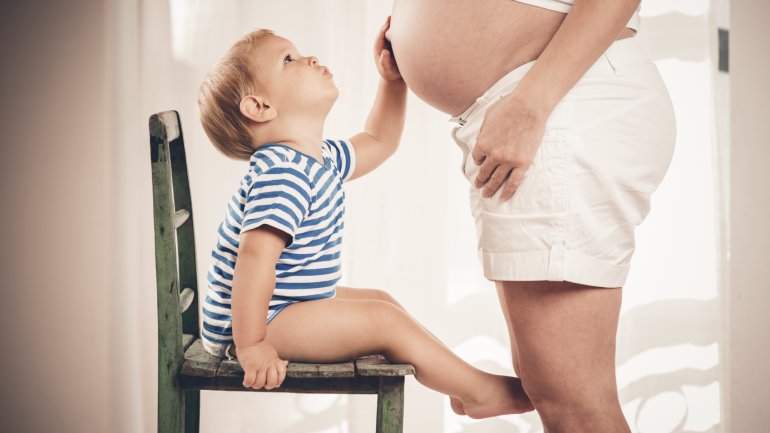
[336,286,446,344]
[335,286,404,308]
[335,285,479,415]
[264,297,534,418]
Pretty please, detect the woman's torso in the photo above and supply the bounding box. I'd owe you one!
[387,0,635,116]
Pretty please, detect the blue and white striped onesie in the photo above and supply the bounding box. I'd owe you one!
[201,139,356,357]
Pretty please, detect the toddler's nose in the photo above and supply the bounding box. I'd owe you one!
[308,56,318,66]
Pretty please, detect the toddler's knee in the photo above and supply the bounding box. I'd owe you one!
[356,287,402,307]
[365,300,421,363]
[366,300,412,340]
[368,298,406,321]
[371,289,399,306]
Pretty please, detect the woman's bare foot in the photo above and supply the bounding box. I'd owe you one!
[452,375,534,419]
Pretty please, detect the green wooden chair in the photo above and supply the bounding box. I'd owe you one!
[150,110,415,433]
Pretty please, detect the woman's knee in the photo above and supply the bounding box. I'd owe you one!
[519,369,620,418]
[511,351,521,376]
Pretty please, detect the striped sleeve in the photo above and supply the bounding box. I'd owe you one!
[242,162,312,245]
[323,139,357,181]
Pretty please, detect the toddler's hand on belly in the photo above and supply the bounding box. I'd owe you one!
[472,93,548,202]
[373,16,403,82]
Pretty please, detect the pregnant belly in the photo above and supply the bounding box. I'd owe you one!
[387,0,567,115]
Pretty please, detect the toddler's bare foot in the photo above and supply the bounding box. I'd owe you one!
[458,375,534,419]
[450,397,466,416]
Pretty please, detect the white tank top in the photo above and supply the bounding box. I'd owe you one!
[513,0,641,32]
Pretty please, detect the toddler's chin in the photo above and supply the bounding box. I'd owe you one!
[323,90,339,107]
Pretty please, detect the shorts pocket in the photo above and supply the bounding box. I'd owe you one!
[451,126,473,179]
[479,130,572,216]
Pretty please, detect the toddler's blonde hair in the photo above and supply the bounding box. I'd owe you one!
[198,29,274,160]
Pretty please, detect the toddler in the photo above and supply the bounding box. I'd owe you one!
[196,18,532,418]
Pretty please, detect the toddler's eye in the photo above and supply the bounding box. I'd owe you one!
[283,54,295,64]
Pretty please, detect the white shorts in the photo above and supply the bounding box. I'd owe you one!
[450,36,676,288]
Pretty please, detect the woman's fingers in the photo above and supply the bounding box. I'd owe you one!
[474,157,499,189]
[471,136,489,166]
[483,165,513,198]
[475,160,525,199]
[469,92,546,202]
[500,168,525,201]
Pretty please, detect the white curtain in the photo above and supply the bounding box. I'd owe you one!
[114,1,723,432]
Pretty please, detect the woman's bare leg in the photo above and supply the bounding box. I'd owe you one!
[496,280,630,433]
[264,296,534,418]
[496,285,522,376]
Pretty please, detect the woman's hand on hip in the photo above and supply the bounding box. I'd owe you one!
[471,93,548,202]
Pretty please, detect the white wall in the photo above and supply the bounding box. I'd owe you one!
[726,0,770,430]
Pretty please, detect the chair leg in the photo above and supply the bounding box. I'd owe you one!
[184,390,201,433]
[158,380,183,433]
[376,377,405,433]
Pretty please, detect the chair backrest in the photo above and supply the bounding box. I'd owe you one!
[150,110,200,364]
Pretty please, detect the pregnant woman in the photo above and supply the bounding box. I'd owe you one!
[387,0,675,431]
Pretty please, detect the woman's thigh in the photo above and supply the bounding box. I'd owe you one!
[496,280,622,407]
[496,285,521,375]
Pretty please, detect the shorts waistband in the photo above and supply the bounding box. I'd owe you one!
[449,36,650,126]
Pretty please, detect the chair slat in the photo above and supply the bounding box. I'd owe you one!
[165,112,200,338]
[173,209,190,229]
[159,111,180,141]
[179,288,195,313]
[356,355,416,377]
[151,111,185,433]
[182,333,195,351]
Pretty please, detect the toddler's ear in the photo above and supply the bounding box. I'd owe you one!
[240,95,277,123]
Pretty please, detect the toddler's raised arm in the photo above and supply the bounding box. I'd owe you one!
[348,16,407,180]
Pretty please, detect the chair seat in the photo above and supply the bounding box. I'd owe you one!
[177,336,415,393]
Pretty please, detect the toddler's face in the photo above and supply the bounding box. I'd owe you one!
[250,35,338,114]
